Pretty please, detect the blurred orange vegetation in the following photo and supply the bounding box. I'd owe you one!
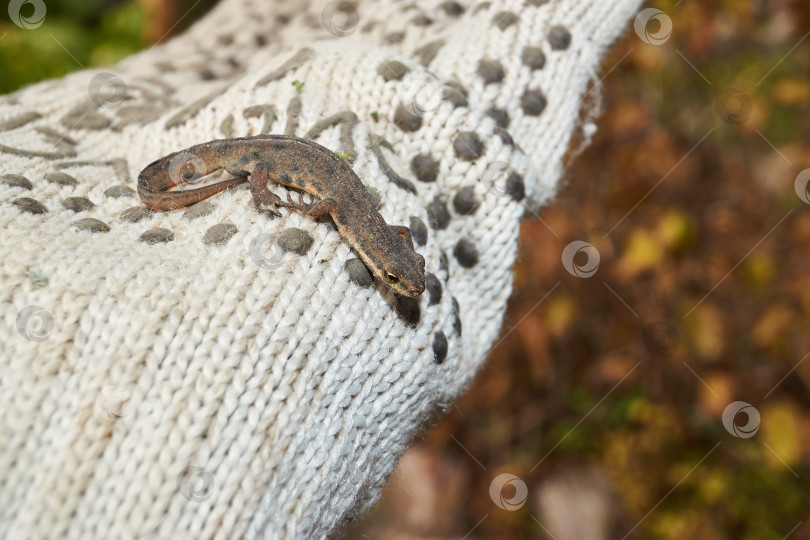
[136,0,216,43]
[348,0,810,538]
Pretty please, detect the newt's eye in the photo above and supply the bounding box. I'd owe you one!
[386,273,399,283]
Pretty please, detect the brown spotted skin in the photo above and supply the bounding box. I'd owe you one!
[138,135,426,297]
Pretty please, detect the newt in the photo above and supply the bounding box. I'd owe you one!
[137,134,426,297]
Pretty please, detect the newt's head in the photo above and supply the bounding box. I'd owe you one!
[340,210,426,297]
[380,250,426,297]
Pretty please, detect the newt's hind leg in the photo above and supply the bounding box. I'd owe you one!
[250,162,337,218]
[277,193,338,217]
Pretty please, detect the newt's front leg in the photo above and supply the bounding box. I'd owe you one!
[248,163,285,217]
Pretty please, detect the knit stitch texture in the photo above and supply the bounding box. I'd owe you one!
[0,0,641,537]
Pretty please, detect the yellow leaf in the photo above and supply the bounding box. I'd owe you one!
[698,468,727,504]
[698,372,734,417]
[545,296,577,338]
[684,304,725,360]
[760,402,801,470]
[657,210,696,252]
[772,78,810,106]
[743,252,775,291]
[752,306,794,349]
[618,229,663,279]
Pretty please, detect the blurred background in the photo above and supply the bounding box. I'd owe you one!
[3,1,809,538]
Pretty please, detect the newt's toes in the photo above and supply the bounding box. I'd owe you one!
[286,193,299,206]
[255,202,281,218]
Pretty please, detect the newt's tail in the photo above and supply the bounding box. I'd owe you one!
[137,149,247,212]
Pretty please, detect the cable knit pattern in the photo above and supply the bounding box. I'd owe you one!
[0,0,640,537]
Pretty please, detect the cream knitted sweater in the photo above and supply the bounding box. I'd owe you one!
[0,0,641,537]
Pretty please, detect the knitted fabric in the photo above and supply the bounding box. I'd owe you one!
[0,0,641,537]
